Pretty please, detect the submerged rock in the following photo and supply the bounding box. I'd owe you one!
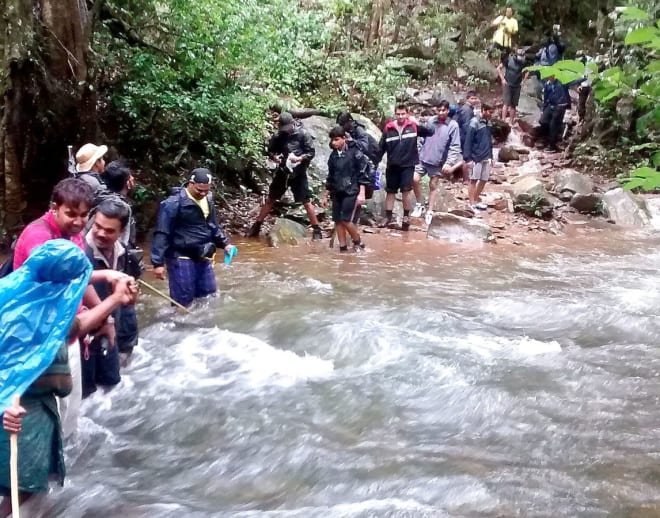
[427,212,493,243]
[267,218,308,247]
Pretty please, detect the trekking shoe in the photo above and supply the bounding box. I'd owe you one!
[475,202,488,210]
[401,217,410,231]
[424,210,434,226]
[247,221,262,237]
[353,240,366,252]
[312,226,323,240]
[411,203,425,218]
[339,245,349,253]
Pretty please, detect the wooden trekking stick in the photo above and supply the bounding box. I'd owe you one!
[10,394,20,518]
[137,279,192,314]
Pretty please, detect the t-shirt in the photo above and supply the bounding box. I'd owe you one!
[492,15,518,48]
[185,186,210,219]
[13,211,85,269]
[504,55,525,87]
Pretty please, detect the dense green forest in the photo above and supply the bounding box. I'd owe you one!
[0,0,658,242]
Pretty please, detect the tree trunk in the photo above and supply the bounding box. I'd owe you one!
[0,0,97,244]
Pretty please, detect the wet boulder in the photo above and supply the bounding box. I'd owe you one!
[431,83,457,106]
[300,115,334,189]
[522,75,543,99]
[517,94,542,135]
[427,213,493,243]
[601,188,651,227]
[267,218,308,247]
[498,146,520,163]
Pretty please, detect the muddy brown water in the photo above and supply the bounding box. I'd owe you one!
[23,227,660,517]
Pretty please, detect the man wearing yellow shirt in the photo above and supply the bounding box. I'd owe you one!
[490,6,518,62]
[151,168,234,307]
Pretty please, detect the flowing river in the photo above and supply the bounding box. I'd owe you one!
[35,227,660,517]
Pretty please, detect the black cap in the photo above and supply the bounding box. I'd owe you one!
[189,168,212,184]
[336,111,353,126]
[278,112,294,128]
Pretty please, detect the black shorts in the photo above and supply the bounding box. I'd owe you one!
[503,84,521,107]
[385,165,415,193]
[331,194,360,223]
[268,168,310,203]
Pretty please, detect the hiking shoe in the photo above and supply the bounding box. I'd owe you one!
[353,241,366,252]
[475,202,488,210]
[411,203,425,218]
[247,221,262,237]
[424,210,434,226]
[312,227,323,240]
[401,217,410,231]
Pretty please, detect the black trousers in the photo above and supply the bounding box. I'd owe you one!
[539,105,567,147]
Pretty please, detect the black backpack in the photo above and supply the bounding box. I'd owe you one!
[354,123,381,167]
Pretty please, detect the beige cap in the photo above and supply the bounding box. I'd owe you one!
[75,143,108,172]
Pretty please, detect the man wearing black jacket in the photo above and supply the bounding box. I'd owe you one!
[151,168,233,307]
[248,112,322,239]
[322,127,371,252]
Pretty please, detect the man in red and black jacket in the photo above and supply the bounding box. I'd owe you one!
[376,104,434,230]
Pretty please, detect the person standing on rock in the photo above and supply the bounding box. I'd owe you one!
[322,127,371,252]
[464,103,495,211]
[489,6,518,63]
[539,75,571,152]
[376,104,434,231]
[455,91,480,184]
[497,48,527,126]
[415,100,463,226]
[247,112,322,240]
[151,168,235,308]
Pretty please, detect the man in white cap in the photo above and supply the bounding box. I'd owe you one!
[75,143,108,191]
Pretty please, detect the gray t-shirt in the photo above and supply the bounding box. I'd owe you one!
[504,55,525,87]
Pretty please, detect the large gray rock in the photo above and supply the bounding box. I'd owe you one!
[517,94,542,135]
[267,218,308,247]
[552,169,594,196]
[497,146,520,163]
[300,115,334,189]
[601,188,651,227]
[522,75,543,99]
[427,212,493,243]
[431,83,457,106]
[511,175,546,201]
[462,51,499,81]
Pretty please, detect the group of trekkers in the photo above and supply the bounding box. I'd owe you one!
[246,97,495,250]
[0,9,580,515]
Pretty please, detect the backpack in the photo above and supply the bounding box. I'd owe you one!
[354,122,381,167]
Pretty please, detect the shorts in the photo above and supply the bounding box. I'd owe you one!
[470,160,492,182]
[503,84,521,107]
[419,162,442,177]
[268,168,310,203]
[385,165,415,193]
[331,194,360,223]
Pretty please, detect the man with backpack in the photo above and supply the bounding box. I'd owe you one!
[74,143,107,191]
[247,112,322,239]
[376,104,435,231]
[321,126,371,252]
[151,168,234,308]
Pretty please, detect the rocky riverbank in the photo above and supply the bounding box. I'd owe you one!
[216,84,658,249]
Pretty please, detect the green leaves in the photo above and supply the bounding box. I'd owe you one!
[622,167,660,191]
[524,60,586,85]
[625,26,660,45]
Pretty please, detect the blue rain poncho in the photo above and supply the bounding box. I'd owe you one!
[0,239,92,411]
